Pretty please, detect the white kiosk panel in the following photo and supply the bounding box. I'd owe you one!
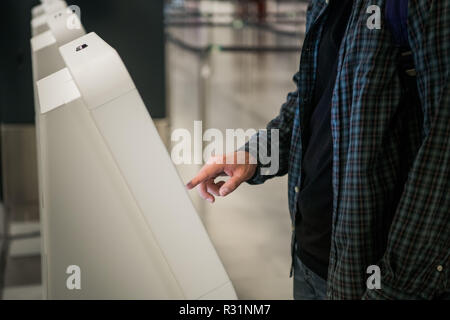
[35,32,236,300]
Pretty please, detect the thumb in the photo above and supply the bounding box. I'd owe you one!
[219,175,244,197]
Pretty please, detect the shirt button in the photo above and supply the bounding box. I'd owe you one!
[437,265,444,272]
[295,186,299,193]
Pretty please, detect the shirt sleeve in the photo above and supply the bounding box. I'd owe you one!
[238,72,299,185]
[363,0,450,300]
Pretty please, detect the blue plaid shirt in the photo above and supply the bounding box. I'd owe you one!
[243,0,449,299]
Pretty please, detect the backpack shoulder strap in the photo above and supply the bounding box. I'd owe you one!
[385,0,417,78]
[385,0,410,49]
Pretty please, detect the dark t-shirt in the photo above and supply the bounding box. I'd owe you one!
[296,0,353,280]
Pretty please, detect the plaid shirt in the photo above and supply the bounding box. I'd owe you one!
[243,0,449,299]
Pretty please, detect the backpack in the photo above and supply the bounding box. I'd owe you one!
[385,0,418,94]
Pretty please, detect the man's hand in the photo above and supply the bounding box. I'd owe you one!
[186,151,257,203]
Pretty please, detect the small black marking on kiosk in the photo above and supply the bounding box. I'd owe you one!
[76,44,88,52]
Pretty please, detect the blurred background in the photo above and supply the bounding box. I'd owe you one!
[0,0,307,299]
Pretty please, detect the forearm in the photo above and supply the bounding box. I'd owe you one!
[239,72,299,184]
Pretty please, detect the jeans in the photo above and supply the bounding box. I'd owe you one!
[293,253,328,300]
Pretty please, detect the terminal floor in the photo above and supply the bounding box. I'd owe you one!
[168,24,304,299]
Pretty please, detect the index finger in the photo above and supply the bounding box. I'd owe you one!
[186,164,224,190]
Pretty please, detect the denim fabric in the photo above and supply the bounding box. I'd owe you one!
[293,253,327,300]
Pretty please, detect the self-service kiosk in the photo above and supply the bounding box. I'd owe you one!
[33,32,237,299]
[31,0,68,35]
[32,0,67,17]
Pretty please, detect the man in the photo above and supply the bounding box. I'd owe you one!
[187,0,449,300]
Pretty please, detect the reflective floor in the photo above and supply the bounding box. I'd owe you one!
[168,21,305,299]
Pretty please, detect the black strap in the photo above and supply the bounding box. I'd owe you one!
[385,0,417,94]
